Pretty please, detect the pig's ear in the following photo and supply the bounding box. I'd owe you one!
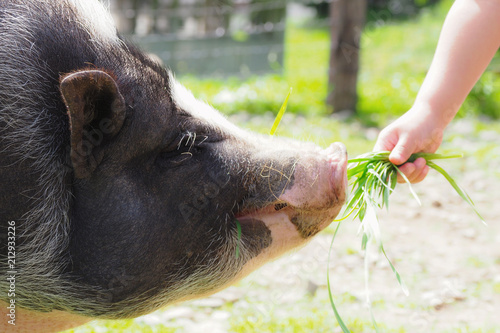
[60,70,126,179]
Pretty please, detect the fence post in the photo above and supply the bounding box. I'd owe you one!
[327,0,367,114]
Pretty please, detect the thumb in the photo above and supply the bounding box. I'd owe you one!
[373,130,396,153]
[389,138,414,165]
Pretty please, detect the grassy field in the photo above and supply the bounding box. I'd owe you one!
[63,1,500,332]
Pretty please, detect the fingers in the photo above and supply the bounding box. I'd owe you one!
[388,134,416,166]
[376,132,429,184]
[373,118,436,183]
[374,128,415,166]
[373,140,392,153]
[413,164,430,183]
[373,127,397,153]
[396,157,429,184]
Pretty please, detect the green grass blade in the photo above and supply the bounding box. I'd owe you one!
[383,180,391,210]
[367,167,393,193]
[408,152,464,162]
[347,163,368,178]
[269,88,292,135]
[361,233,368,251]
[380,243,409,296]
[363,236,381,333]
[345,189,364,214]
[358,198,367,221]
[389,170,397,191]
[348,153,390,163]
[327,220,351,333]
[368,306,381,333]
[394,165,422,206]
[427,161,486,224]
[235,219,242,259]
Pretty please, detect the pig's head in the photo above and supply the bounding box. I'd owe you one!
[60,67,347,318]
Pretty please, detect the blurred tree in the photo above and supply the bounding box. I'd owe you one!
[327,0,367,114]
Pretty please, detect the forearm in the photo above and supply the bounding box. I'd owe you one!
[414,0,500,127]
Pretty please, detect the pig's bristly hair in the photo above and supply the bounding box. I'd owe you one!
[0,0,250,319]
[0,0,120,316]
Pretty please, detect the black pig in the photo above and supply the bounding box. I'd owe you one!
[0,0,347,332]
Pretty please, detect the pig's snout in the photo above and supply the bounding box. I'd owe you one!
[277,142,348,237]
[238,142,348,249]
[283,142,346,203]
[280,142,347,210]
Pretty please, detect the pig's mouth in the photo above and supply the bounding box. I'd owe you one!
[235,142,348,239]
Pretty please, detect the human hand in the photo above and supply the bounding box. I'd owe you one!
[373,105,448,183]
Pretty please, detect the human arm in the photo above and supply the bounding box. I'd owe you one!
[374,0,500,183]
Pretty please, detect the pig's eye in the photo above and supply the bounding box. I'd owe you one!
[156,131,209,167]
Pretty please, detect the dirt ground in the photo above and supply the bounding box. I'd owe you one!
[134,119,500,333]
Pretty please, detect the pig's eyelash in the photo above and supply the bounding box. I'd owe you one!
[198,135,208,145]
[177,132,193,151]
[177,132,209,152]
[186,132,196,152]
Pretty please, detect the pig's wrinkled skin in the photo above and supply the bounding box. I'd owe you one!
[0,1,347,332]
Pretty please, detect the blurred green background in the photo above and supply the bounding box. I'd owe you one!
[176,0,500,124]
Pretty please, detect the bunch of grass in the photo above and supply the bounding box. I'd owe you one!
[346,151,484,222]
[328,151,485,333]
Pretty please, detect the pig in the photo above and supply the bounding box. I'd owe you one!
[0,0,347,332]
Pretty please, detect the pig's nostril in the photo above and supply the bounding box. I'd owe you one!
[274,202,288,211]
